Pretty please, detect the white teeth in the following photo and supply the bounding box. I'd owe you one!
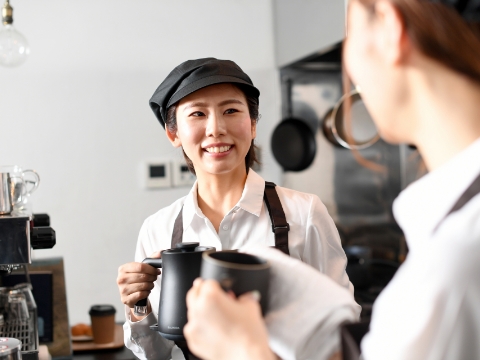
[205,146,231,153]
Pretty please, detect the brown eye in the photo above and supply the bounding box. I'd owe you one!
[224,108,238,114]
[190,111,205,117]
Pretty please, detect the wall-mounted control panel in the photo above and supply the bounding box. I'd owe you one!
[172,160,197,187]
[144,159,196,189]
[145,160,171,189]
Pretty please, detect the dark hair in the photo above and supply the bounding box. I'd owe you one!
[165,84,260,175]
[343,0,480,172]
[357,0,480,83]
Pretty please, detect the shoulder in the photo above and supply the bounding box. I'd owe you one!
[363,199,480,358]
[272,185,336,235]
[273,185,328,217]
[138,196,187,254]
[142,196,186,230]
[134,195,190,261]
[435,193,480,274]
[385,194,480,296]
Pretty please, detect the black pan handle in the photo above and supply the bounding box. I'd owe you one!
[133,258,163,316]
[286,78,293,118]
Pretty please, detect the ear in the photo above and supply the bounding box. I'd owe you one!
[374,1,410,65]
[165,127,182,148]
[251,120,257,140]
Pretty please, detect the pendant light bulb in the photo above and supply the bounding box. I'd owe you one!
[0,0,29,67]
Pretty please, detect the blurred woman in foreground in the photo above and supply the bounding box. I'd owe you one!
[184,0,480,359]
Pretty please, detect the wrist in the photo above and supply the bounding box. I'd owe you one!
[240,338,277,360]
[248,345,277,360]
[129,301,152,322]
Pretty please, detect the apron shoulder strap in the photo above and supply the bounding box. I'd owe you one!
[434,172,480,233]
[264,181,290,255]
[170,182,291,255]
[171,206,184,249]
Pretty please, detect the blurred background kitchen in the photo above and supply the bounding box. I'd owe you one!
[0,0,424,354]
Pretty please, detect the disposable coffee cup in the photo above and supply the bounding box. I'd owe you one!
[200,251,270,314]
[89,305,116,344]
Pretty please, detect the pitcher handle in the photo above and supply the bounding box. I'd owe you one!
[22,169,40,196]
[133,258,163,316]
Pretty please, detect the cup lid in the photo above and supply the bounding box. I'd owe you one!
[0,338,22,355]
[89,305,116,316]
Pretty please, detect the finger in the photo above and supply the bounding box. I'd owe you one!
[199,279,223,294]
[120,281,155,302]
[120,281,155,298]
[124,290,152,307]
[139,262,162,276]
[117,272,159,286]
[149,251,162,259]
[119,262,160,276]
[238,290,261,303]
[237,291,263,315]
[192,277,203,288]
[197,280,228,304]
[186,278,203,307]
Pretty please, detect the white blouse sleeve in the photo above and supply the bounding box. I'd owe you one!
[122,220,175,360]
[123,307,174,360]
[242,244,361,360]
[303,195,355,295]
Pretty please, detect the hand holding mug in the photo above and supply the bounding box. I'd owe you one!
[184,278,276,360]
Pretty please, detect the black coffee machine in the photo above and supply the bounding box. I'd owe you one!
[0,210,56,360]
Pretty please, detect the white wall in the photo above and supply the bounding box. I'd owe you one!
[273,0,346,67]
[0,0,283,324]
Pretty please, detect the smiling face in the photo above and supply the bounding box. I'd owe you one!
[166,83,256,178]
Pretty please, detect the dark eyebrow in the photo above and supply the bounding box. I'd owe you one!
[182,102,209,112]
[182,99,245,112]
[217,99,245,107]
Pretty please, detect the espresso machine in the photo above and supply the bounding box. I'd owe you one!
[0,169,56,360]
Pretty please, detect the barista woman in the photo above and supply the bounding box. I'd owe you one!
[116,58,356,360]
[183,1,480,359]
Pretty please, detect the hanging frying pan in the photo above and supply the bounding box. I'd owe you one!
[322,89,380,150]
[271,79,317,172]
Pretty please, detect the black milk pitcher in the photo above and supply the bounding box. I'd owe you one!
[134,242,215,341]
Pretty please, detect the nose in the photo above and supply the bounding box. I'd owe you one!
[206,110,226,138]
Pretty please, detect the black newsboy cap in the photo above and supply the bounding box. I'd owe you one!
[149,57,260,128]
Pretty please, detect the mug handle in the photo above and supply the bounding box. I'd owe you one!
[10,175,26,206]
[22,169,40,196]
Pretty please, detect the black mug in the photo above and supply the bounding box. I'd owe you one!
[200,251,270,314]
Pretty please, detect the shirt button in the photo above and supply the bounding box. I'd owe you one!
[222,225,229,231]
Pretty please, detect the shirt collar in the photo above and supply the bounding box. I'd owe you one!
[393,137,480,246]
[181,169,265,231]
[182,180,200,231]
[236,169,265,217]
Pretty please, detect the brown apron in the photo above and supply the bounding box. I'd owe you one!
[341,171,480,360]
[173,181,290,360]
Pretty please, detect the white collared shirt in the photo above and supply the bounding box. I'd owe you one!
[124,169,353,360]
[362,138,480,359]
